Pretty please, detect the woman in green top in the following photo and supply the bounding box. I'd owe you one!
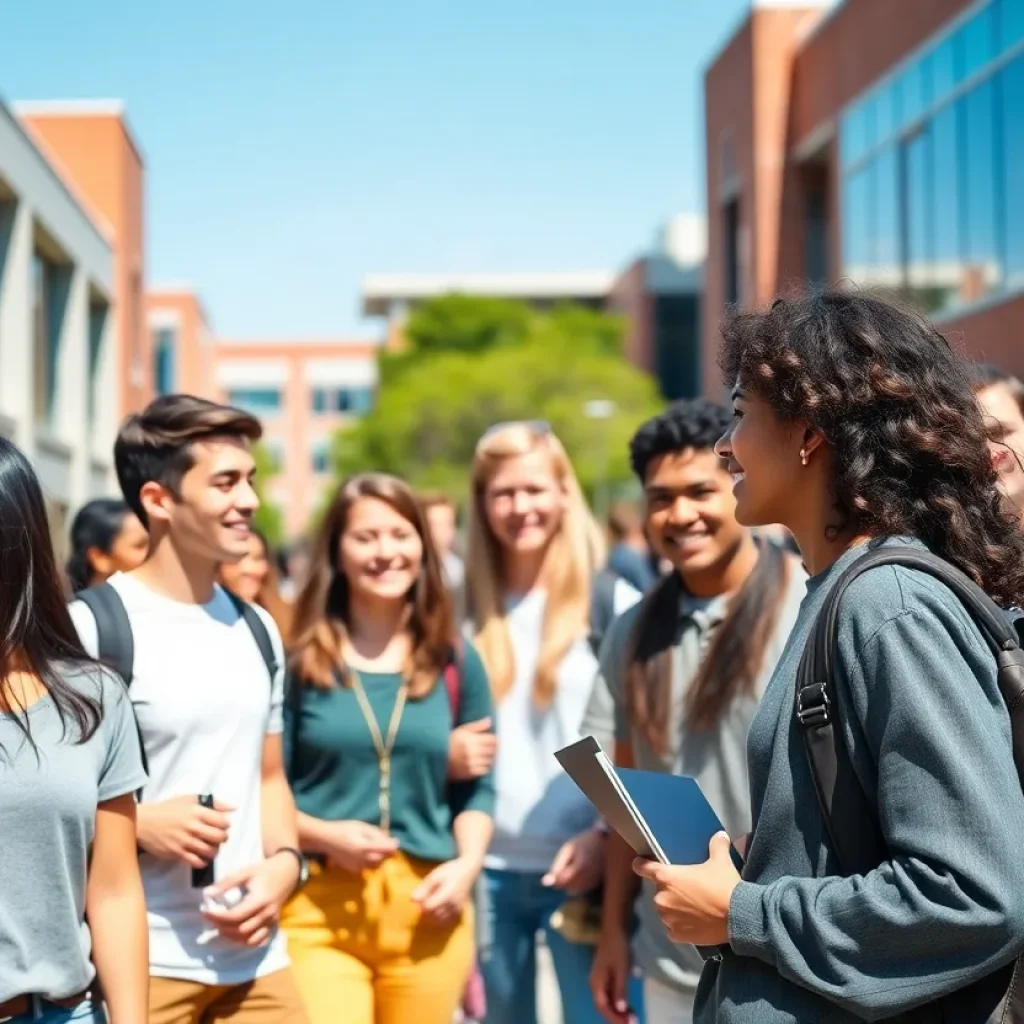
[281,472,495,1024]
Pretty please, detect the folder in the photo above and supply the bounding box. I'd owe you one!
[554,735,742,869]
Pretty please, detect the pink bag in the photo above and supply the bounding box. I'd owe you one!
[461,960,487,1021]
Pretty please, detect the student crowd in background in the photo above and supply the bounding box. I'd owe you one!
[9,290,1024,1024]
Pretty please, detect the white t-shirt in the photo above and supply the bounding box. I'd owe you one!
[69,572,289,985]
[485,580,640,873]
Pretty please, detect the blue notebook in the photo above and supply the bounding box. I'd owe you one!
[555,735,741,869]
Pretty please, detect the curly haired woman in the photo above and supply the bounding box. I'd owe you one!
[635,291,1024,1023]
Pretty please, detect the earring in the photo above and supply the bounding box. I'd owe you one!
[800,449,808,466]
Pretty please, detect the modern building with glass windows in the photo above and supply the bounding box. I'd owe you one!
[702,0,1024,394]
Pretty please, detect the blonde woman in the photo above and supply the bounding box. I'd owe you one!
[467,421,642,1024]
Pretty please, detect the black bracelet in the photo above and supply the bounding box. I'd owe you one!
[272,846,309,892]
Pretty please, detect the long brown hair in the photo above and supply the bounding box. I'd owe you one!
[626,540,791,755]
[289,473,455,696]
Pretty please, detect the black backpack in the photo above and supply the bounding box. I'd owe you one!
[796,546,1024,1022]
[76,581,278,783]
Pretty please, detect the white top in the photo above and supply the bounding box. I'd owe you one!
[69,572,289,985]
[485,581,640,873]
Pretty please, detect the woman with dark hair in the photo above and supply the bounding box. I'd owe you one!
[0,439,148,1024]
[281,473,495,1024]
[583,400,804,1024]
[66,498,148,593]
[635,291,1024,1023]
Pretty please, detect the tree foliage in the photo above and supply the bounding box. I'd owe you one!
[252,441,284,546]
[332,297,662,503]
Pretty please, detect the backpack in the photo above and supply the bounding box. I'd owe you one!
[796,546,1024,1022]
[76,581,278,782]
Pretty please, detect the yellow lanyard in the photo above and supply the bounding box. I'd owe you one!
[349,672,409,834]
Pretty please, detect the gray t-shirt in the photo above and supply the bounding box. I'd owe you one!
[581,559,806,994]
[0,664,147,1002]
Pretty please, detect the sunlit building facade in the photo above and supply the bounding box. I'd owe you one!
[703,0,1024,395]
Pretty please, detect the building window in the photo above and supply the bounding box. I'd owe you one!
[228,388,283,414]
[32,250,70,429]
[311,442,331,475]
[88,299,109,424]
[152,327,176,396]
[839,13,1023,318]
[804,185,829,291]
[1003,54,1024,289]
[310,386,375,416]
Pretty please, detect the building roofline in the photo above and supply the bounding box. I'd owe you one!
[12,98,146,167]
[0,93,115,248]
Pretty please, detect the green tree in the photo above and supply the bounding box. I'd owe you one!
[332,298,661,503]
[252,441,284,546]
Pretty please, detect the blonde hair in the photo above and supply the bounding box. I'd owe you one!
[467,424,605,706]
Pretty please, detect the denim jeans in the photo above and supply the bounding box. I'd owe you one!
[8,999,105,1024]
[479,868,645,1024]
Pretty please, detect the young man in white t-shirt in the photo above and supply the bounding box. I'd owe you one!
[69,394,308,1024]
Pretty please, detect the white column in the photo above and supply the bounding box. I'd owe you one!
[0,198,34,456]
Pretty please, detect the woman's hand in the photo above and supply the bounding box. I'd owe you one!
[448,717,498,780]
[543,826,606,894]
[411,856,480,925]
[319,820,399,873]
[633,832,741,947]
[590,927,634,1024]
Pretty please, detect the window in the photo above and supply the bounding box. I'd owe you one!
[904,129,934,310]
[88,300,109,424]
[32,250,70,429]
[228,388,282,414]
[310,386,375,416]
[311,442,330,475]
[958,4,996,84]
[152,327,176,396]
[999,0,1024,53]
[961,80,1001,301]
[1003,55,1024,288]
[804,186,829,290]
[842,166,871,282]
[930,103,962,314]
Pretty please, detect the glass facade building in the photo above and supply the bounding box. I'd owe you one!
[840,0,1024,315]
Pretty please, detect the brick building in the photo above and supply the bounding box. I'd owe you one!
[703,0,1024,396]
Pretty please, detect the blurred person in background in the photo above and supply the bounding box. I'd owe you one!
[66,498,148,593]
[219,528,294,646]
[606,502,657,594]
[421,492,466,592]
[584,401,804,1024]
[280,539,313,603]
[0,437,148,1024]
[282,473,495,1024]
[973,363,1024,519]
[467,421,643,1024]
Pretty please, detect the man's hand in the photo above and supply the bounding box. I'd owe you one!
[319,821,399,874]
[411,856,479,925]
[136,796,233,867]
[447,718,497,781]
[633,832,741,947]
[201,852,300,948]
[543,827,605,895]
[590,928,633,1024]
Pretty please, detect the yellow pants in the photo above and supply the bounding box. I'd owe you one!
[281,853,474,1024]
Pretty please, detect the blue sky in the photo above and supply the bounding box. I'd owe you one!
[0,0,749,338]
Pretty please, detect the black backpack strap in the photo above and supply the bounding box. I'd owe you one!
[75,582,148,791]
[797,545,1018,874]
[76,583,135,687]
[224,590,278,688]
